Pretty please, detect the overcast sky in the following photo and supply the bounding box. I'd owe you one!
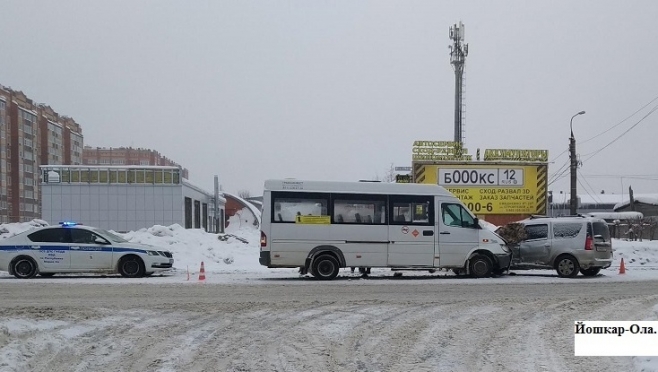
[1,0,657,197]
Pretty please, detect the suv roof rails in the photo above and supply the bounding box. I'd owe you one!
[531,214,588,219]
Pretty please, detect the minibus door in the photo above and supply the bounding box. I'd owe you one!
[387,195,435,267]
[437,202,480,267]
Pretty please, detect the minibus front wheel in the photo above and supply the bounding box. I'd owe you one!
[468,254,493,278]
[312,254,340,280]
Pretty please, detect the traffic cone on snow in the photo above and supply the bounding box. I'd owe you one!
[198,261,206,282]
[619,258,626,275]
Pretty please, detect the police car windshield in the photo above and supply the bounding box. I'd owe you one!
[92,228,129,243]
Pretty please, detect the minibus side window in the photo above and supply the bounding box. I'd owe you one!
[389,195,433,226]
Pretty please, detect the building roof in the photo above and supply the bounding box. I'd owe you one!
[552,193,658,206]
[614,196,658,210]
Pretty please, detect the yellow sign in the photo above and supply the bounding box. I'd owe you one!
[295,215,331,224]
[396,174,411,183]
[483,149,549,162]
[412,141,472,161]
[413,163,548,215]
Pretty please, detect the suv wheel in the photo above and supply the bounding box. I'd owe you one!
[555,255,580,278]
[580,267,601,277]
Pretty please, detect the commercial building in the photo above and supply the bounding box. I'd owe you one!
[40,165,225,233]
[83,146,189,180]
[0,85,83,223]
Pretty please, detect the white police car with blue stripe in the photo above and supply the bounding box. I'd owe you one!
[0,222,174,279]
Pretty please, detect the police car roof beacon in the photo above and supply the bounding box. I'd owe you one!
[59,221,82,226]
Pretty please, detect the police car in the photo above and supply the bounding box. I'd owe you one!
[0,222,174,279]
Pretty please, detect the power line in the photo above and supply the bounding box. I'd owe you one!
[579,169,603,204]
[581,94,658,145]
[549,94,658,164]
[582,104,658,163]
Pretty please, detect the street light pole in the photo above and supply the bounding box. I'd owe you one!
[570,110,586,215]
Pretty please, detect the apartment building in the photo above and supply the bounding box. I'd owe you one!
[0,85,83,223]
[83,146,189,179]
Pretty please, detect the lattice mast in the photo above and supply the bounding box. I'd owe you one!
[449,22,468,145]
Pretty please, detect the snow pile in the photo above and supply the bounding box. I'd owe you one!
[115,223,263,273]
[0,219,265,275]
[0,219,49,239]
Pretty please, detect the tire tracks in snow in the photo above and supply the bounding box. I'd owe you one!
[0,282,658,371]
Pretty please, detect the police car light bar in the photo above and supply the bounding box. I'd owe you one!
[59,221,82,226]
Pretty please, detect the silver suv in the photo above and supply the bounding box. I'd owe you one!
[508,215,613,278]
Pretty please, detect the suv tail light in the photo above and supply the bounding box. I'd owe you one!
[585,235,593,250]
[260,231,267,249]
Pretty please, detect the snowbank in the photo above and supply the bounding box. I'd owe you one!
[0,219,49,239]
[116,224,264,274]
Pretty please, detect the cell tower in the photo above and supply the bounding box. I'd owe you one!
[449,21,468,145]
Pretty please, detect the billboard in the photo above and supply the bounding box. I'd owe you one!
[413,163,548,215]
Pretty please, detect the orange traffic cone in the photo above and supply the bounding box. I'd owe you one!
[198,261,206,281]
[619,258,626,275]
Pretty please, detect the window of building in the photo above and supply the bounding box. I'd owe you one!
[24,164,33,173]
[24,178,33,186]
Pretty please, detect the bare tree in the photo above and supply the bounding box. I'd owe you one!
[383,163,396,183]
[238,189,251,199]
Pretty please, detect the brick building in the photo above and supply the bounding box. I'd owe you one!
[0,84,83,223]
[82,147,189,179]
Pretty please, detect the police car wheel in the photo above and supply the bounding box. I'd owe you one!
[118,256,145,278]
[12,257,38,279]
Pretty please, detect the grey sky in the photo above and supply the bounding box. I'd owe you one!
[1,0,657,197]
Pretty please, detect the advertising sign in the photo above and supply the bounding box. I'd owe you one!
[414,163,547,215]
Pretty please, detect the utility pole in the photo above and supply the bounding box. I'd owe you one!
[449,22,468,146]
[569,111,585,215]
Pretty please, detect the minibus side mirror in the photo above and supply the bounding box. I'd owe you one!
[472,217,481,229]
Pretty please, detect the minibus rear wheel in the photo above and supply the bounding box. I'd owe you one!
[312,254,340,280]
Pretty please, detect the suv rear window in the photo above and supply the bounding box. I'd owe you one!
[592,222,611,241]
[553,223,582,239]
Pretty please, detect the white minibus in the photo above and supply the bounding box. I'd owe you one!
[259,179,511,280]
